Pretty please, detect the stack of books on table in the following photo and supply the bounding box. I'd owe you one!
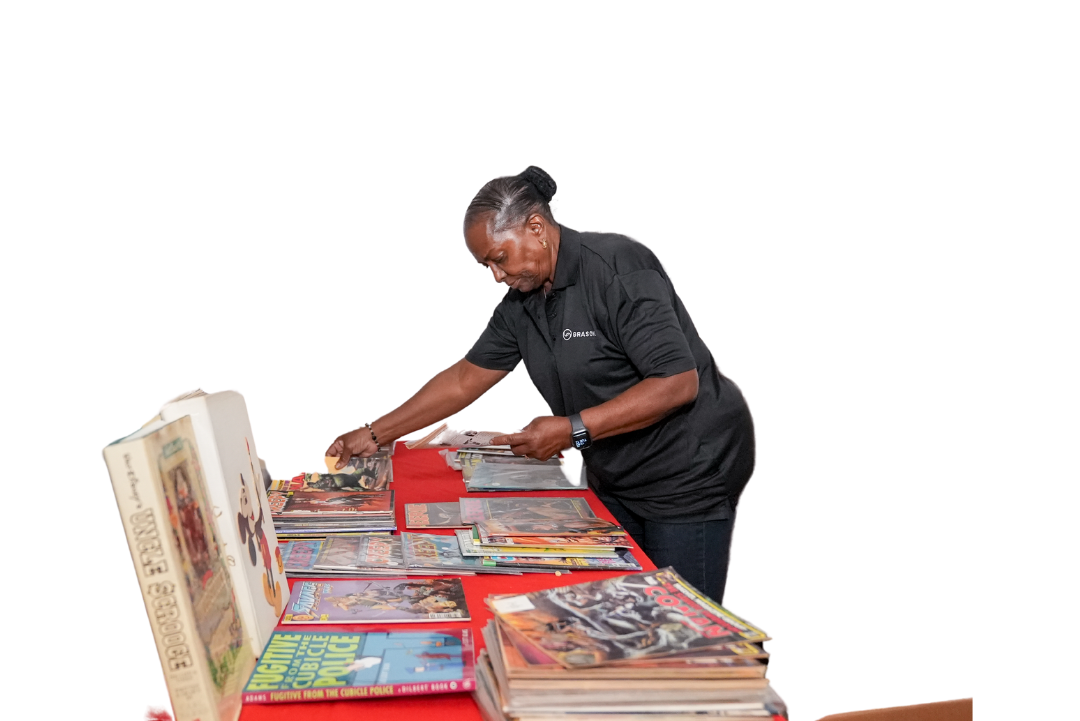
[400,532,533,576]
[454,497,643,573]
[269,489,397,541]
[474,568,788,721]
[269,449,395,493]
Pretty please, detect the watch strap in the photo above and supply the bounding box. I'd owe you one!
[569,413,587,436]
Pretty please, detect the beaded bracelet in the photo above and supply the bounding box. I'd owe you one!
[365,423,379,446]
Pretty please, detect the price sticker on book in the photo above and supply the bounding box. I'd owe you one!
[490,595,535,614]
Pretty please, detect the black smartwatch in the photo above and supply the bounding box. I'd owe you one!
[568,413,592,450]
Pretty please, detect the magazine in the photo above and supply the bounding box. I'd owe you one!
[242,629,475,704]
[405,423,509,450]
[458,497,595,524]
[406,502,468,528]
[456,530,621,559]
[467,464,576,491]
[473,518,625,537]
[281,578,469,623]
[314,535,406,572]
[271,490,394,516]
[488,568,769,668]
[279,540,323,574]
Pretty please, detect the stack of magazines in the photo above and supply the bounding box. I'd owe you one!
[455,497,641,572]
[400,532,535,575]
[269,448,395,493]
[268,489,396,540]
[474,568,788,721]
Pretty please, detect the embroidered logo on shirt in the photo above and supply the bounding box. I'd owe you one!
[563,328,597,340]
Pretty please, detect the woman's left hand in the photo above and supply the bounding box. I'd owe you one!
[490,416,572,461]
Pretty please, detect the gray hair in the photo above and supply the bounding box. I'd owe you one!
[464,166,558,233]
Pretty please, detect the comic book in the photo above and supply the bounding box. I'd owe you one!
[456,529,622,559]
[103,416,254,721]
[475,533,631,550]
[242,629,476,704]
[484,551,643,572]
[271,490,394,516]
[473,518,626,537]
[466,464,577,491]
[488,568,769,668]
[279,540,323,576]
[401,533,522,575]
[293,459,395,493]
[313,535,407,573]
[458,452,561,482]
[281,578,470,623]
[405,423,509,449]
[406,502,468,529]
[458,497,595,524]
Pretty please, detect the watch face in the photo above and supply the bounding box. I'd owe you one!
[573,437,589,450]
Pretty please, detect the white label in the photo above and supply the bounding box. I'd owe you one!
[491,595,535,614]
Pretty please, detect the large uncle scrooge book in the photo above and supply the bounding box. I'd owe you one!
[103,416,254,721]
[158,390,289,654]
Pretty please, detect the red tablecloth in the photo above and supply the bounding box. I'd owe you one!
[239,447,780,721]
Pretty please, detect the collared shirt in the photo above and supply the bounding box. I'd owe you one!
[466,227,754,522]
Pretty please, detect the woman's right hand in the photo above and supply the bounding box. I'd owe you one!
[324,427,380,469]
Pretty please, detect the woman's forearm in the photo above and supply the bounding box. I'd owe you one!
[580,369,699,441]
[371,359,508,442]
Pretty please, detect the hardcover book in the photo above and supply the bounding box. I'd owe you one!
[104,416,254,721]
[158,390,289,653]
[281,578,470,623]
[242,629,476,704]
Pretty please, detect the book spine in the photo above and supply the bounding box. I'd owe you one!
[104,441,220,721]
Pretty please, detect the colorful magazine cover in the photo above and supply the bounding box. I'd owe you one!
[406,502,468,528]
[282,578,469,624]
[489,568,769,668]
[475,533,631,549]
[458,497,595,524]
[457,530,621,558]
[314,535,405,571]
[274,490,394,516]
[401,532,486,571]
[243,629,475,704]
[474,517,626,537]
[486,551,643,571]
[280,540,323,574]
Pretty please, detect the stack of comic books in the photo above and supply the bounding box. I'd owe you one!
[452,497,643,572]
[242,628,477,705]
[269,489,397,540]
[400,532,533,575]
[474,568,788,721]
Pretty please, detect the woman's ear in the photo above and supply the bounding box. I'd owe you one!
[527,213,546,240]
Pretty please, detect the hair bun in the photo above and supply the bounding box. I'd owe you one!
[519,166,557,203]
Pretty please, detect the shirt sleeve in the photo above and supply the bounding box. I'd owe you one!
[607,269,697,379]
[465,299,522,372]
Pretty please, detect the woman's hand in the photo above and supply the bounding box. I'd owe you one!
[490,416,572,461]
[325,428,379,469]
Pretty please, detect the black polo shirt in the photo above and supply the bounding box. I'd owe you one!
[466,227,754,522]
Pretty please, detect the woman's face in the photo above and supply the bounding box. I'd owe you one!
[465,215,552,293]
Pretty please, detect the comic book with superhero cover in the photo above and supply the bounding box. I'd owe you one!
[281,578,470,623]
[488,568,769,668]
[272,490,394,516]
[242,629,475,704]
[458,497,595,524]
[473,517,626,538]
[406,502,468,528]
[400,533,522,575]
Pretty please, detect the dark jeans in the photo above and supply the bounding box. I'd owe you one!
[593,484,737,605]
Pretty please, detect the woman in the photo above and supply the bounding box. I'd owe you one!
[326,166,754,603]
